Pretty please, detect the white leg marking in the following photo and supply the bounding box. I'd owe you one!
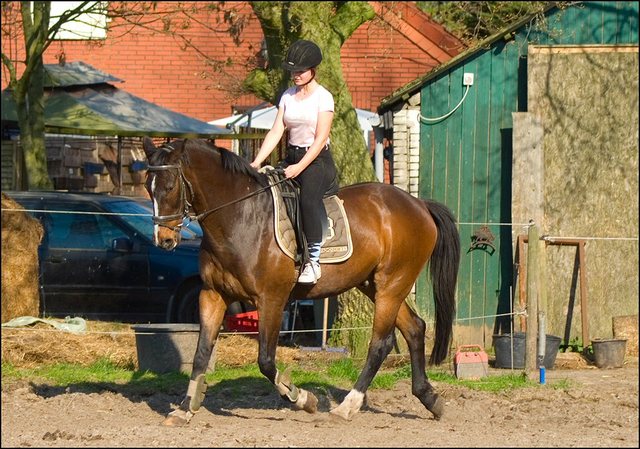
[150,176,160,243]
[330,389,364,420]
[294,389,308,410]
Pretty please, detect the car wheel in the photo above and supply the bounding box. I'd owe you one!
[175,284,201,323]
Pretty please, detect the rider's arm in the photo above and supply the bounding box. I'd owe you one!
[250,107,286,169]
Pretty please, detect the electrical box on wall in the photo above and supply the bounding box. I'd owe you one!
[463,72,474,86]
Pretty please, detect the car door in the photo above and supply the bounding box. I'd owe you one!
[39,199,151,321]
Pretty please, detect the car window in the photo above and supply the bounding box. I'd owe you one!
[47,209,128,250]
[11,194,202,249]
[105,201,155,239]
[115,199,203,240]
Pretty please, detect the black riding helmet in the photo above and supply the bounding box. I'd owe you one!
[281,40,322,72]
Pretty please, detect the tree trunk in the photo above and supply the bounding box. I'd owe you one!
[245,1,378,356]
[7,2,53,189]
[24,56,51,189]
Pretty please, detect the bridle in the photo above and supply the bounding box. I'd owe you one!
[146,162,194,232]
[146,159,289,232]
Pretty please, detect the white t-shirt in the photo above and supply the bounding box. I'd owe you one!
[279,85,334,147]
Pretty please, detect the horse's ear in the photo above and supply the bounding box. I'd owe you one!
[142,137,156,158]
[166,139,187,163]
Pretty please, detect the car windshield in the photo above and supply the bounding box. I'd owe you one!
[105,199,203,240]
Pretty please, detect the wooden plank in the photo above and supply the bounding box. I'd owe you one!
[417,80,446,316]
[444,71,463,213]
[526,223,540,374]
[491,37,522,335]
[578,242,590,346]
[618,2,640,42]
[429,78,452,202]
[511,113,545,226]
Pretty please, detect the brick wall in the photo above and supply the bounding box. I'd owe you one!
[2,2,460,124]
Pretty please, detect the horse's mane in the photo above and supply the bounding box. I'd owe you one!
[217,144,269,188]
[163,139,268,187]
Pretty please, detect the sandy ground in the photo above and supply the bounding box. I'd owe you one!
[2,353,638,448]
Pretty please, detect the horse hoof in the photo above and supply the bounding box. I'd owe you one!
[162,415,188,427]
[162,409,193,427]
[303,391,318,413]
[329,406,353,421]
[428,395,445,420]
[292,389,318,414]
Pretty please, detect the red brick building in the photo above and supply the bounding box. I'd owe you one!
[2,2,463,123]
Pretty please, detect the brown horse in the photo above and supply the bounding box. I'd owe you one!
[142,137,460,426]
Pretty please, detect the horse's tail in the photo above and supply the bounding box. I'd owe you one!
[424,200,460,365]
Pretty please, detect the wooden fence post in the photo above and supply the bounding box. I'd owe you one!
[526,222,540,374]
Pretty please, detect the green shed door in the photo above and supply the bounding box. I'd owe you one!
[416,43,519,345]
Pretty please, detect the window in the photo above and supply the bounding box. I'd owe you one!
[49,1,108,40]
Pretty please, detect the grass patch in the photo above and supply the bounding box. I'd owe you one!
[428,370,535,392]
[3,357,538,397]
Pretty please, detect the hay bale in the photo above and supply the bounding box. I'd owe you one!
[1,322,136,369]
[1,193,43,322]
[613,314,639,356]
[1,323,299,370]
[216,334,300,367]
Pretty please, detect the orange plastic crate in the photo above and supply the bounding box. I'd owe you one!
[224,311,259,334]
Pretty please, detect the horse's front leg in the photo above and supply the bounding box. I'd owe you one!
[257,305,318,414]
[163,287,225,426]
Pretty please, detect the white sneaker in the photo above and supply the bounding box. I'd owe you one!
[298,262,321,284]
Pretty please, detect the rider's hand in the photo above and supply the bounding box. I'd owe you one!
[284,163,302,179]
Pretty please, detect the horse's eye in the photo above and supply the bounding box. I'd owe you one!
[159,173,176,191]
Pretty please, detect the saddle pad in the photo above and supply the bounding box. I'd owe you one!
[267,177,353,263]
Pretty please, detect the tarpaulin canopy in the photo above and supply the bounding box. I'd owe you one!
[1,61,231,139]
[210,104,378,132]
[210,105,379,148]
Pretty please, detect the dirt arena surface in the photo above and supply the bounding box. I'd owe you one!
[2,352,638,448]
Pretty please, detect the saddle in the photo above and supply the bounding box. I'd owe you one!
[262,167,353,264]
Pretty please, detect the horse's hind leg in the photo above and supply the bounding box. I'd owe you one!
[330,298,399,420]
[163,288,225,426]
[394,301,444,419]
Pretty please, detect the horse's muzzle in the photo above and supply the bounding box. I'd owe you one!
[155,225,181,250]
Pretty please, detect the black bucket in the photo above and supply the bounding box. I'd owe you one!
[592,338,627,369]
[493,332,561,369]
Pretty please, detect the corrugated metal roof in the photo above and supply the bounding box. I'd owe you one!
[43,61,123,87]
[2,61,231,138]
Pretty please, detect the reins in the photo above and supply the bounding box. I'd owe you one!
[146,161,288,228]
[192,178,287,223]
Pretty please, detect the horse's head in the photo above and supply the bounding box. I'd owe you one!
[142,137,192,250]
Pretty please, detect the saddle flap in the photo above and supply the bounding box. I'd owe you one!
[262,167,352,264]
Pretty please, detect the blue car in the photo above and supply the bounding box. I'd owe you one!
[6,191,210,323]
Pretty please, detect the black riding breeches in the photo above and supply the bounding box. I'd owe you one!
[286,145,338,244]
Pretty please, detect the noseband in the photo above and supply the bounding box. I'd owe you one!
[146,162,194,231]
